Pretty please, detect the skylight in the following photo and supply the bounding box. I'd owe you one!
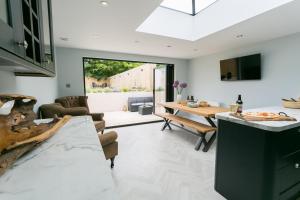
[160,0,218,16]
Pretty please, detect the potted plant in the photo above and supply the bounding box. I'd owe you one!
[173,80,187,103]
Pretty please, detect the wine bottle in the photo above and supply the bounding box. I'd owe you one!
[236,95,243,114]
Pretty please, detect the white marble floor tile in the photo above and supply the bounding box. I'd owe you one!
[108,122,226,200]
[104,111,161,127]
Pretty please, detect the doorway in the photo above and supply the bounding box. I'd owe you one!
[153,64,174,114]
[83,57,174,128]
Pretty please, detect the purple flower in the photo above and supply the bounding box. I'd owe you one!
[173,80,187,95]
[179,82,187,88]
[173,80,179,88]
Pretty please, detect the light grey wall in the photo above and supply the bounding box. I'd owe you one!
[2,32,298,113]
[56,47,189,97]
[188,33,300,109]
[0,70,58,111]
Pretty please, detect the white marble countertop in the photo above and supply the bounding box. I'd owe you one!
[0,116,119,200]
[216,106,300,132]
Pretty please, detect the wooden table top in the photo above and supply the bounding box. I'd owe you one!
[159,102,229,118]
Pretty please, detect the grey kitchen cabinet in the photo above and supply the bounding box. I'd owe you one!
[0,0,55,76]
[40,0,55,73]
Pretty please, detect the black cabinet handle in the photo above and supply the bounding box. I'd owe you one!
[295,163,300,169]
[16,40,28,49]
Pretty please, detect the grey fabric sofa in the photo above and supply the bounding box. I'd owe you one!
[128,97,153,112]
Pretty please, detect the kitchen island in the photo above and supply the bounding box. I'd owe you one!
[215,107,300,200]
[0,116,119,200]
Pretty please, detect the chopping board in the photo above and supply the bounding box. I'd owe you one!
[230,112,297,121]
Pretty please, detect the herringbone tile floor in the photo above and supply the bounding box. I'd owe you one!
[110,122,226,200]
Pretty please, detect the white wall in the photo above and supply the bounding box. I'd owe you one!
[3,32,298,114]
[188,33,300,109]
[0,70,58,111]
[56,47,189,97]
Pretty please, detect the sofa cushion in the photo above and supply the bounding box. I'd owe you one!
[144,97,153,103]
[55,98,70,108]
[39,103,65,118]
[55,96,88,108]
[61,107,89,116]
[144,102,153,106]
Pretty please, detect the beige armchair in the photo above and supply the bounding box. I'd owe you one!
[99,131,118,168]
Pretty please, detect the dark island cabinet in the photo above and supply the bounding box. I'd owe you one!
[215,119,300,200]
[0,0,55,76]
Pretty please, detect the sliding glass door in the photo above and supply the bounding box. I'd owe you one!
[153,64,174,114]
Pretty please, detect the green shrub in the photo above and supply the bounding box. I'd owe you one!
[121,88,129,92]
[103,87,113,93]
[155,87,164,92]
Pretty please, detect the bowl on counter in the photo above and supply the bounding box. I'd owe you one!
[282,99,300,109]
[187,102,199,108]
[198,101,210,107]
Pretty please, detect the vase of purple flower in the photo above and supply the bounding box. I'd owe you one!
[173,80,188,103]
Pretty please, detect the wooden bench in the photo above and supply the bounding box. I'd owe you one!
[156,113,216,133]
[156,113,217,151]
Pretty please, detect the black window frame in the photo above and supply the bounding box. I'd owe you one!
[160,0,218,16]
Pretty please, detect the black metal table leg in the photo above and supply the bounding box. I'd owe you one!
[161,109,180,131]
[173,110,180,115]
[195,132,207,151]
[161,118,172,131]
[205,117,217,127]
[161,121,168,131]
[202,131,216,152]
[199,117,217,152]
[195,137,203,151]
[166,120,172,130]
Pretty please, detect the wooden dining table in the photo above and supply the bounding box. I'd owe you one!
[157,102,229,152]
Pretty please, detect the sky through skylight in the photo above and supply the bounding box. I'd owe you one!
[160,0,217,15]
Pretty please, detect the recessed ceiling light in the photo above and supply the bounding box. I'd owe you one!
[166,45,172,48]
[193,49,198,51]
[236,34,244,38]
[100,1,109,7]
[134,40,140,43]
[60,37,69,41]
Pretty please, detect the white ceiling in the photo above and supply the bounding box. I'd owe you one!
[138,0,295,41]
[52,0,300,59]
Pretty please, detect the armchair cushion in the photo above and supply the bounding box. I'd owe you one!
[62,107,89,116]
[99,131,118,146]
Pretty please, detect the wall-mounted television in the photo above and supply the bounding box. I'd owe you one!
[220,54,261,81]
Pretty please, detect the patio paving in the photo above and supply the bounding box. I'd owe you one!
[104,111,162,127]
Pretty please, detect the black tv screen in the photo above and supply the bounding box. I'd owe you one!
[220,54,261,81]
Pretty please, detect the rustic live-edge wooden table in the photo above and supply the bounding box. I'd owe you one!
[157,102,229,152]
